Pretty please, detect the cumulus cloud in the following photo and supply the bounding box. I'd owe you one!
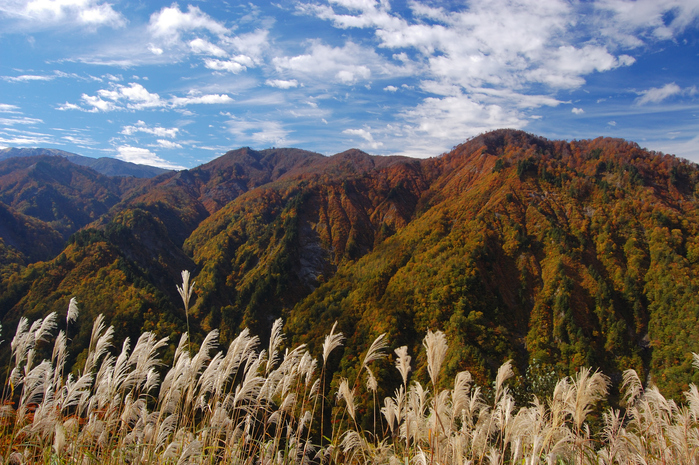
[148,44,164,55]
[593,0,699,45]
[273,40,399,85]
[223,29,270,65]
[343,128,383,149]
[266,79,299,89]
[293,0,692,155]
[384,85,398,92]
[96,82,163,110]
[70,83,233,111]
[189,38,227,57]
[116,145,185,169]
[57,102,82,111]
[1,0,126,29]
[636,82,696,105]
[204,58,247,73]
[148,4,227,43]
[121,120,179,138]
[572,107,584,114]
[404,92,526,139]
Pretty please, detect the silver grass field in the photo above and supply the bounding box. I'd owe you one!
[1,277,699,465]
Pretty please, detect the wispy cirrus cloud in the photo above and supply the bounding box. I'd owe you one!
[2,70,98,83]
[0,104,20,113]
[0,116,43,126]
[0,127,55,147]
[226,117,292,145]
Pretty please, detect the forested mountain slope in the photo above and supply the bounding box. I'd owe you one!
[1,130,698,400]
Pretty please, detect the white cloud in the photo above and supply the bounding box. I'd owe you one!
[121,120,179,138]
[1,74,55,82]
[171,93,233,106]
[266,79,299,89]
[189,38,227,57]
[148,4,227,44]
[1,70,93,83]
[0,104,20,113]
[572,107,584,114]
[608,121,617,126]
[0,132,54,147]
[0,116,44,125]
[593,0,699,45]
[273,40,398,85]
[2,0,125,29]
[223,29,270,64]
[343,127,383,149]
[57,102,82,111]
[148,44,164,55]
[405,92,526,138]
[74,83,233,111]
[204,58,246,73]
[635,82,696,105]
[61,134,96,146]
[291,0,698,155]
[529,45,634,89]
[115,145,185,169]
[155,139,183,149]
[98,82,164,109]
[80,94,118,112]
[294,0,699,147]
[227,118,291,145]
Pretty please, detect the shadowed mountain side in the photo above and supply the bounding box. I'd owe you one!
[0,148,172,178]
[0,202,65,265]
[0,156,144,259]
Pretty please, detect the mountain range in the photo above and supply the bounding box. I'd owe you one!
[0,148,172,178]
[1,129,698,401]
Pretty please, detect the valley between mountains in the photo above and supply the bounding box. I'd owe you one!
[1,129,698,400]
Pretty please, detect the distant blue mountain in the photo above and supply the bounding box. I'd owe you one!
[0,148,172,178]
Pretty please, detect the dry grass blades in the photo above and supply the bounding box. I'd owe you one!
[1,295,698,464]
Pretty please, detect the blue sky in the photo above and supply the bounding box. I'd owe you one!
[1,0,698,169]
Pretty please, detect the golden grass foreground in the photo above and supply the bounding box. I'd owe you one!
[1,291,698,464]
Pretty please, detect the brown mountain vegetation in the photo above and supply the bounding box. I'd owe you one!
[1,130,698,403]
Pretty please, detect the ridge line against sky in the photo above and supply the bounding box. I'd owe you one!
[0,0,698,169]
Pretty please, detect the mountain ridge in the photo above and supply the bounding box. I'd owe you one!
[0,147,173,178]
[1,129,698,401]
